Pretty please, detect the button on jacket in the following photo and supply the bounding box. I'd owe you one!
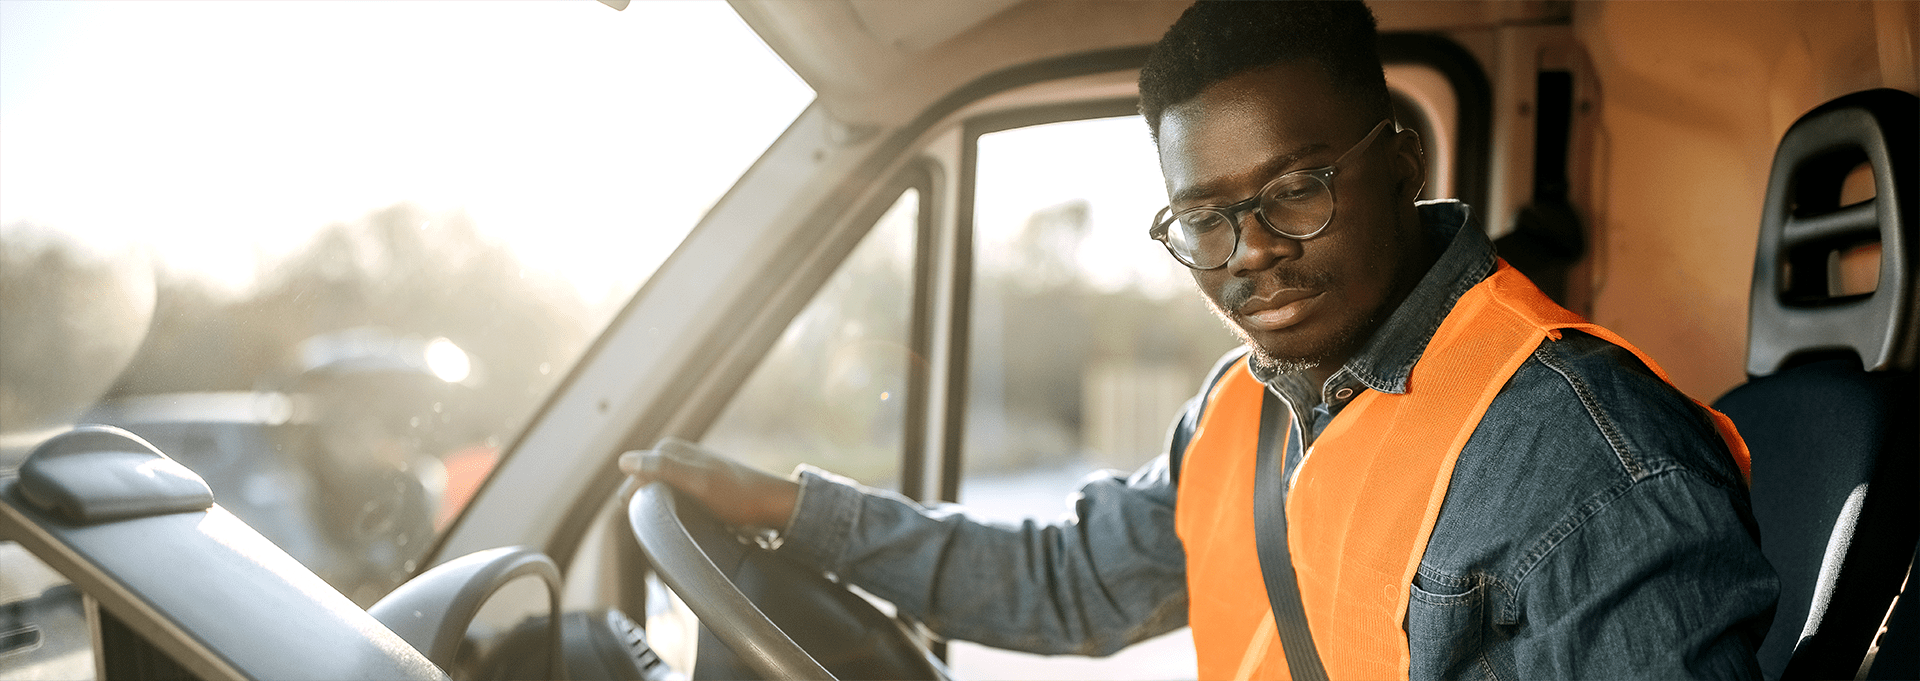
[778,201,1777,679]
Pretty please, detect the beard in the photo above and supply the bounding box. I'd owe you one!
[1198,265,1370,378]
[1203,295,1325,376]
[1246,342,1318,376]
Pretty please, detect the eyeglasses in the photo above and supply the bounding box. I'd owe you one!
[1149,118,1393,270]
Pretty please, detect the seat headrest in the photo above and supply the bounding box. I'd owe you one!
[1748,88,1918,376]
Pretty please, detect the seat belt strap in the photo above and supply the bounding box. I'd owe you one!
[1254,388,1330,681]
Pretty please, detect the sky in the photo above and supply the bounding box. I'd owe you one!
[0,0,1184,315]
[0,0,814,306]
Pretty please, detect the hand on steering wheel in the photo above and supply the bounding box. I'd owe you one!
[620,437,799,530]
[622,439,946,681]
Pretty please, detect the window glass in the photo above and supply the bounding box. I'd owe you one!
[1385,64,1460,202]
[0,542,94,680]
[954,115,1233,680]
[704,189,921,488]
[0,1,811,605]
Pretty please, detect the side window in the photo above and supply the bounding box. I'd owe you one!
[1387,63,1459,203]
[703,189,922,489]
[961,115,1231,507]
[1382,33,1491,217]
[951,115,1231,679]
[0,542,94,679]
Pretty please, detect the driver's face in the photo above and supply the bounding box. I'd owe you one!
[1156,62,1427,377]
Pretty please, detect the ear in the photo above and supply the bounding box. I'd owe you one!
[1390,126,1427,201]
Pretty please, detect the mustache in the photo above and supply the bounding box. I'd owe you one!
[1217,269,1334,312]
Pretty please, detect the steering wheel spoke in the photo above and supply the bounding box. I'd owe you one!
[627,481,946,681]
[629,483,833,680]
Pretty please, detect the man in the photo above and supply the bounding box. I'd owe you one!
[625,2,1776,678]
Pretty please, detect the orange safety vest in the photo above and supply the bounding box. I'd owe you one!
[1174,261,1751,680]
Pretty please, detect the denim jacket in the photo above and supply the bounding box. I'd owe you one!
[779,201,1777,679]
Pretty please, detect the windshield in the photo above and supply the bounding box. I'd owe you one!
[0,0,811,605]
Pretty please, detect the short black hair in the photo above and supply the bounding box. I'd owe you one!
[1139,0,1391,139]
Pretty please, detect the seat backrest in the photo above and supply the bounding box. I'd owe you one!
[1712,88,1918,681]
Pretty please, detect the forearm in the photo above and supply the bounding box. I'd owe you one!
[777,462,1188,655]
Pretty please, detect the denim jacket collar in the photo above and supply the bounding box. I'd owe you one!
[1253,200,1495,429]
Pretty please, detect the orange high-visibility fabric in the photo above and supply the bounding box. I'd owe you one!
[1174,261,1750,680]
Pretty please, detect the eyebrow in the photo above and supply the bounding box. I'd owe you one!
[1169,141,1333,207]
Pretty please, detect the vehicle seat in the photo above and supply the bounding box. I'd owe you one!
[1711,88,1918,681]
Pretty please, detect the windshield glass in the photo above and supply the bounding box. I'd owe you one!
[0,0,811,605]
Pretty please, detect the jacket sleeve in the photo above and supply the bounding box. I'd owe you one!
[775,455,1188,656]
[1508,468,1776,679]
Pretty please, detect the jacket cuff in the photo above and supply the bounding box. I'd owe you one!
[775,465,863,573]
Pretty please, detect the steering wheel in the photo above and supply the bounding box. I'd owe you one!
[626,481,945,681]
[368,545,564,679]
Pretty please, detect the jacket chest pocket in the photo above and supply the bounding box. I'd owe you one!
[1406,571,1496,681]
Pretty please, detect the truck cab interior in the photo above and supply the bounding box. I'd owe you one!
[0,1,1914,680]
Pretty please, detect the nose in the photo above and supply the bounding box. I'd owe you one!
[1227,209,1302,277]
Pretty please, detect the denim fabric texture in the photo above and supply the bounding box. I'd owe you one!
[777,201,1777,679]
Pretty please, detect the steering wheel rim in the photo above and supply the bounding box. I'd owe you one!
[367,545,563,679]
[627,481,837,681]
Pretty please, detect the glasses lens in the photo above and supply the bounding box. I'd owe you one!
[1259,173,1333,238]
[1170,210,1236,268]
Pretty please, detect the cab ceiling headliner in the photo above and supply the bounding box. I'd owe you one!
[729,0,1187,125]
[727,0,1566,126]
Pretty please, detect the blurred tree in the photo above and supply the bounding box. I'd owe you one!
[0,225,155,434]
[84,203,597,602]
[109,275,282,394]
[970,198,1233,474]
[705,190,919,485]
[1007,199,1092,293]
[108,202,593,451]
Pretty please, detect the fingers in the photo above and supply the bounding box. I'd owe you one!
[616,437,800,529]
[617,450,648,477]
[619,437,720,495]
[617,444,705,517]
[619,436,699,478]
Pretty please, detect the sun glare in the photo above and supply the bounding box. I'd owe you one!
[426,338,473,384]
